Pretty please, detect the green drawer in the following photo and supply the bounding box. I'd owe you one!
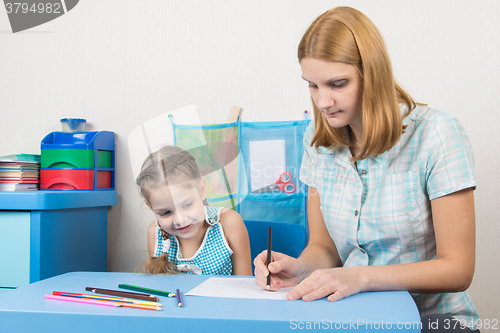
[41,149,94,168]
[97,150,112,168]
[41,149,112,169]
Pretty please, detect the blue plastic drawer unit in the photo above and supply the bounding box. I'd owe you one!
[0,190,117,293]
[40,131,115,190]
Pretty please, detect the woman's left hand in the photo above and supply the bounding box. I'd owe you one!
[287,266,367,302]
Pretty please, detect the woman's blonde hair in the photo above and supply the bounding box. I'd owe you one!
[298,6,417,161]
[136,145,204,274]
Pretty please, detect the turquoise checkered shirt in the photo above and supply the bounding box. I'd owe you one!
[154,206,233,275]
[300,105,479,327]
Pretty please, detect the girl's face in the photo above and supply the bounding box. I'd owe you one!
[300,57,364,140]
[147,179,207,240]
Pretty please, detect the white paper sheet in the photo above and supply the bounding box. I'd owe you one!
[249,139,286,192]
[185,277,293,300]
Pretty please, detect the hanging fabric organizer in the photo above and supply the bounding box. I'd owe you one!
[170,116,311,230]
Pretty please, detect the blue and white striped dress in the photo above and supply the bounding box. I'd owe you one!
[154,206,233,275]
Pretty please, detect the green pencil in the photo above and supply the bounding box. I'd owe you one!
[118,284,176,298]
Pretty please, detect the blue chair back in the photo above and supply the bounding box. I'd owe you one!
[243,220,307,272]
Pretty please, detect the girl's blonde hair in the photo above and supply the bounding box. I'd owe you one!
[136,145,202,202]
[298,6,417,161]
[136,145,203,274]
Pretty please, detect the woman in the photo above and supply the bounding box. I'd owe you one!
[254,6,479,332]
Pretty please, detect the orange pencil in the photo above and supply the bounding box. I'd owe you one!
[117,302,162,311]
[53,293,162,311]
[53,291,162,307]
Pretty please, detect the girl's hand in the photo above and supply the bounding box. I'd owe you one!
[287,266,367,302]
[254,251,304,291]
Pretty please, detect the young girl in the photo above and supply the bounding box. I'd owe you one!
[137,145,252,275]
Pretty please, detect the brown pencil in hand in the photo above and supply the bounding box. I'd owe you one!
[266,226,272,291]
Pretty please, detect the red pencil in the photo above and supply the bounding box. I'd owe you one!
[52,291,162,306]
[46,294,162,311]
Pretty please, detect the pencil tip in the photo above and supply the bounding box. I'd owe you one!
[178,303,182,307]
[266,285,270,291]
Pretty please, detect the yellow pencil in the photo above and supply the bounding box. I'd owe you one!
[78,294,162,307]
[59,294,162,311]
[118,303,162,311]
[54,292,163,307]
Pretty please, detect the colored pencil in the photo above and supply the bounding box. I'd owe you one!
[45,294,117,307]
[85,287,160,302]
[52,291,162,307]
[176,288,182,307]
[266,226,272,291]
[118,303,162,311]
[85,286,156,298]
[49,294,162,311]
[118,284,176,298]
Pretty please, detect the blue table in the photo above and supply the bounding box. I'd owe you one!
[0,272,421,332]
[0,191,117,292]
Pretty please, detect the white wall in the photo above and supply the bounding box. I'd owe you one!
[1,1,498,329]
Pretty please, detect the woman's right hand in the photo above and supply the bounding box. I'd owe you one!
[254,250,304,291]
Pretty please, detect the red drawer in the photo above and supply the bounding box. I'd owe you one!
[96,171,112,189]
[41,170,94,190]
[41,169,113,190]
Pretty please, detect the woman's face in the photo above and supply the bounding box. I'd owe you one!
[301,58,364,139]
